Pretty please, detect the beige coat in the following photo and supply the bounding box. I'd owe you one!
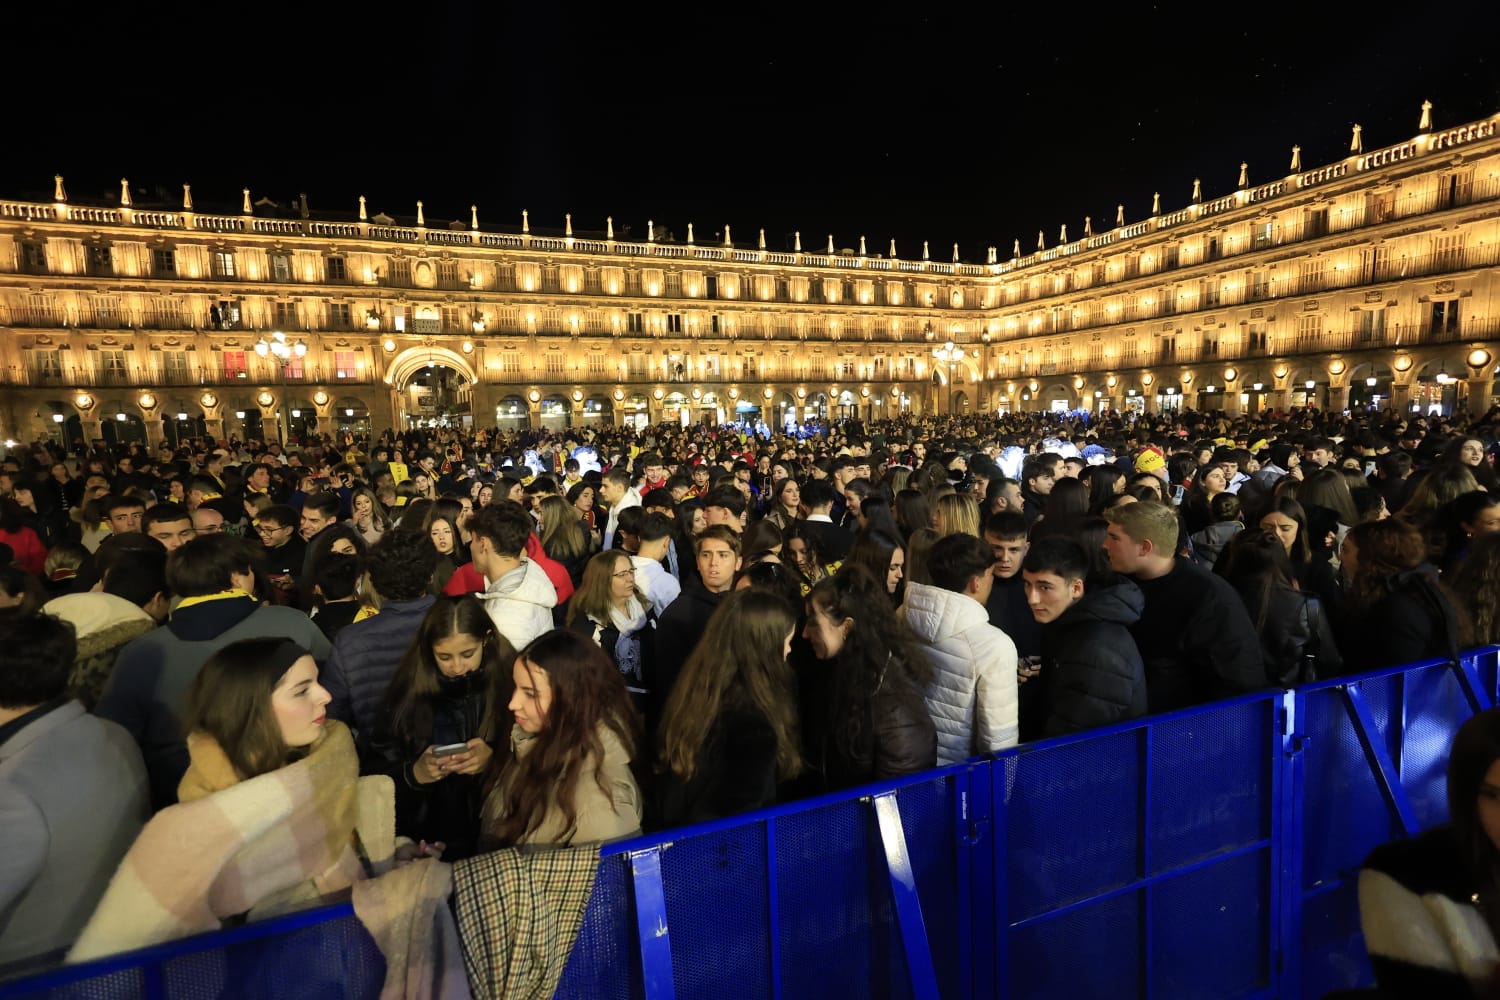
[481,723,641,848]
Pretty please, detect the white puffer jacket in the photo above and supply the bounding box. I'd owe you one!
[479,558,559,650]
[903,582,1019,764]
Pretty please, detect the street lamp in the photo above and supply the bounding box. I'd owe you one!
[253,332,306,444]
[932,340,965,416]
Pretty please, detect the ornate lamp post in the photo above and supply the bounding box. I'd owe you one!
[932,340,966,416]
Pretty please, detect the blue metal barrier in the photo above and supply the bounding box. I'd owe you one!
[4,647,1496,1000]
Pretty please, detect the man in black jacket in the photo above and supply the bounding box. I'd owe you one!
[1103,500,1265,712]
[652,525,741,733]
[1020,537,1148,740]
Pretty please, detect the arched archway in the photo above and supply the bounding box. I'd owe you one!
[539,394,571,430]
[583,396,613,425]
[334,396,371,436]
[622,394,650,430]
[100,405,147,446]
[385,347,478,389]
[1415,357,1465,415]
[496,395,528,429]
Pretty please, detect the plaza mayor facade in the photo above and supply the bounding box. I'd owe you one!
[1,101,1498,449]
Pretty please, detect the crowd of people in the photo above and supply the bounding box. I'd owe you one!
[2,400,1498,977]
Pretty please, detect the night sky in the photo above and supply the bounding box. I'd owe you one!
[7,2,1500,260]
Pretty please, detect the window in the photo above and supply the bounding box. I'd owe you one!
[285,356,305,380]
[389,259,412,286]
[628,352,646,376]
[327,257,348,282]
[501,353,521,374]
[334,351,357,379]
[840,358,856,378]
[273,301,298,330]
[223,349,248,379]
[1304,208,1329,239]
[706,276,718,299]
[210,299,241,330]
[587,353,606,375]
[101,350,128,378]
[626,312,644,333]
[89,245,113,276]
[149,297,183,329]
[270,253,291,282]
[1202,279,1220,307]
[30,350,62,378]
[21,243,46,272]
[153,248,176,276]
[441,306,460,332]
[1250,270,1269,300]
[1203,334,1219,357]
[1298,259,1326,292]
[1253,223,1274,250]
[666,314,683,334]
[328,303,352,329]
[164,351,190,381]
[437,260,458,289]
[545,352,565,374]
[212,251,237,278]
[1247,322,1268,353]
[1431,298,1460,335]
[1432,236,1465,271]
[1159,335,1176,360]
[1358,309,1387,343]
[1297,314,1323,350]
[711,315,721,335]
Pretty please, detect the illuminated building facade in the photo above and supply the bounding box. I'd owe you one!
[1,102,1498,447]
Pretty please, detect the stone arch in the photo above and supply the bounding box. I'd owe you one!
[385,347,478,390]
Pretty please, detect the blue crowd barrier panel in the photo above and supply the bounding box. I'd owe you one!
[553,763,976,1000]
[1291,649,1499,1000]
[994,692,1282,1000]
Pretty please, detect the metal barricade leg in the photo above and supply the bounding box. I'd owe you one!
[872,791,941,1000]
[1342,683,1419,837]
[1453,655,1494,714]
[630,846,678,1000]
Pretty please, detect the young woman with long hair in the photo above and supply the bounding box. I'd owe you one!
[1215,528,1342,684]
[784,521,834,586]
[566,550,655,690]
[1336,517,1460,672]
[425,513,466,595]
[366,595,514,860]
[349,487,391,547]
[1028,477,1091,542]
[1439,490,1500,573]
[539,494,592,586]
[566,481,603,550]
[1082,465,1127,517]
[932,492,982,539]
[802,565,935,791]
[844,528,906,605]
[1180,464,1229,536]
[1256,495,1340,611]
[894,488,933,544]
[480,629,642,848]
[656,588,802,825]
[1452,532,1500,648]
[764,476,803,532]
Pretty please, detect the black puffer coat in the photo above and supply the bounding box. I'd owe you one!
[1025,576,1149,740]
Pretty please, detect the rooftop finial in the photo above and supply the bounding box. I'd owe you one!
[120,178,132,208]
[953,243,960,263]
[859,235,867,256]
[471,205,479,230]
[1350,124,1363,154]
[1059,224,1068,244]
[922,240,929,261]
[523,210,530,234]
[1084,216,1092,237]
[827,234,835,254]
[889,238,897,259]
[246,188,255,215]
[1420,100,1433,131]
[758,228,766,250]
[1237,162,1248,188]
[416,200,425,226]
[1036,230,1045,251]
[565,213,574,237]
[1191,179,1202,203]
[687,223,695,244]
[724,225,732,247]
[1290,146,1302,172]
[1152,191,1160,214]
[646,219,653,241]
[987,246,997,264]
[1116,204,1124,228]
[1012,238,1020,258]
[607,216,615,239]
[53,175,65,202]
[183,184,193,211]
[794,231,801,253]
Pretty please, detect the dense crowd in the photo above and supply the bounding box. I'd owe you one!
[2,401,1499,978]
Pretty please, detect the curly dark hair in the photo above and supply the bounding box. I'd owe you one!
[367,528,440,602]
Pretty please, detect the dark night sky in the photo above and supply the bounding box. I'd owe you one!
[7,2,1500,260]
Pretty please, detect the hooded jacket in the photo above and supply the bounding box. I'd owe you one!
[479,558,559,650]
[43,591,157,709]
[903,581,1019,765]
[1025,576,1149,740]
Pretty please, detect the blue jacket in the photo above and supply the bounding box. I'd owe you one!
[323,596,436,739]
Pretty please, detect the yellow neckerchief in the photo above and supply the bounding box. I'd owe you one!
[199,491,223,500]
[353,604,380,623]
[174,588,256,613]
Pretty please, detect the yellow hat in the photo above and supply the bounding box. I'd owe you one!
[1134,447,1166,474]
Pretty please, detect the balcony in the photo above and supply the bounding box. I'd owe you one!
[0,363,373,388]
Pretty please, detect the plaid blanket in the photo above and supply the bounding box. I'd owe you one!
[353,858,471,1000]
[68,721,394,962]
[451,846,600,1000]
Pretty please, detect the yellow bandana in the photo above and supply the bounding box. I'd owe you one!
[174,588,256,613]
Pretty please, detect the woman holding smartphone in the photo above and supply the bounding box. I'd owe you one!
[364,595,515,861]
